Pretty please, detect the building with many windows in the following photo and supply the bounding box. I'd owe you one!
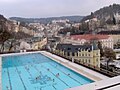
[63,34,114,49]
[54,43,100,67]
[20,37,47,50]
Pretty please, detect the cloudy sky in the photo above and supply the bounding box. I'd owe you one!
[0,0,120,18]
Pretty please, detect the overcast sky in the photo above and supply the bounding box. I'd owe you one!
[0,0,120,18]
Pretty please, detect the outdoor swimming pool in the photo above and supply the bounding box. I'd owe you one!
[2,53,93,90]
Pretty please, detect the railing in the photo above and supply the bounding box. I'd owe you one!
[76,59,120,77]
[50,50,120,77]
[0,51,19,54]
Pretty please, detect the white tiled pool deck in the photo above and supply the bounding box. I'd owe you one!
[67,75,120,90]
[40,51,109,81]
[1,51,119,90]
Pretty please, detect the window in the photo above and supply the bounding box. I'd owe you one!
[88,50,91,52]
[75,48,78,50]
[72,52,75,56]
[96,53,98,55]
[96,58,98,62]
[76,53,78,56]
[83,59,84,62]
[79,53,81,56]
[67,52,70,56]
[89,59,90,63]
[88,54,90,56]
[82,54,84,56]
[68,48,71,50]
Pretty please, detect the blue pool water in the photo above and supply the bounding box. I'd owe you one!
[2,53,93,90]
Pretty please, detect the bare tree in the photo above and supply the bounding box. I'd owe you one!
[104,47,116,69]
[0,31,11,52]
[0,20,12,52]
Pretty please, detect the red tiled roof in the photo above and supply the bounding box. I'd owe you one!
[70,34,110,40]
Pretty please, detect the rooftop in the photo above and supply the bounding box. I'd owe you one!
[70,34,110,41]
[56,44,98,53]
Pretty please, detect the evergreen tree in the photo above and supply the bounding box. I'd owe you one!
[113,16,116,25]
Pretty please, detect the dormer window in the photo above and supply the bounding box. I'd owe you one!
[68,48,71,50]
[75,48,78,50]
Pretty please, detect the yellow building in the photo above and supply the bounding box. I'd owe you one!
[54,44,100,68]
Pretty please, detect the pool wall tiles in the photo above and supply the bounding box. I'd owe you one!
[0,56,2,90]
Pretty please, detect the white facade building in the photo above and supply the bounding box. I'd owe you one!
[63,34,114,49]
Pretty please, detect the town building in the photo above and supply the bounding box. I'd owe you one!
[20,37,47,50]
[114,12,120,24]
[54,43,100,67]
[63,34,114,49]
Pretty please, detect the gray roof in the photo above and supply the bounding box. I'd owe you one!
[56,44,98,53]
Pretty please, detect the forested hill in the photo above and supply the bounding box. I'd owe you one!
[10,16,84,24]
[81,4,120,22]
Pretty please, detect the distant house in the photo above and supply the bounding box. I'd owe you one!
[54,43,100,67]
[20,41,31,50]
[114,49,120,59]
[63,34,114,49]
[20,37,47,50]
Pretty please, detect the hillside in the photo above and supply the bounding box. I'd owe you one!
[10,16,84,24]
[0,14,9,33]
[0,14,32,40]
[0,14,7,22]
[81,4,120,22]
